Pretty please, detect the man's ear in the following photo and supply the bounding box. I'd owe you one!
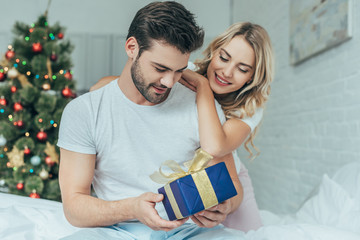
[125,37,139,59]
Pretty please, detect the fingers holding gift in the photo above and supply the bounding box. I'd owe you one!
[207,200,232,215]
[140,210,188,231]
[191,214,219,228]
[154,217,189,231]
[134,192,188,231]
[191,210,226,228]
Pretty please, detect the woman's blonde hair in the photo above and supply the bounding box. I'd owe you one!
[195,22,274,158]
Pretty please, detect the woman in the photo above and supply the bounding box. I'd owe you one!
[90,22,274,232]
[180,22,274,231]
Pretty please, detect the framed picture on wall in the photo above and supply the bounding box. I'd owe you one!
[290,0,352,65]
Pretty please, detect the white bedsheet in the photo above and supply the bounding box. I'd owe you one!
[1,161,359,240]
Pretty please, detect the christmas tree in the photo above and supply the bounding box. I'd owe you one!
[0,8,76,200]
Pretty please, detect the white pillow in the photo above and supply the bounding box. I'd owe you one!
[296,174,360,234]
[331,161,360,201]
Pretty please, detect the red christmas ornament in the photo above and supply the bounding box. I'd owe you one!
[14,120,25,129]
[13,102,23,112]
[32,42,43,53]
[5,50,15,60]
[29,192,40,198]
[64,71,72,80]
[0,97,6,106]
[50,53,57,62]
[16,183,24,190]
[11,86,17,93]
[36,130,47,142]
[24,147,31,155]
[45,156,54,167]
[0,72,6,82]
[57,32,64,39]
[62,87,73,98]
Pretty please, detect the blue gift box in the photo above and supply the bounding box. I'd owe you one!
[158,162,237,221]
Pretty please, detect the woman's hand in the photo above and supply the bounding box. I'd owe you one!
[179,69,209,92]
[190,200,233,228]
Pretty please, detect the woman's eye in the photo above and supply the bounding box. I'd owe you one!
[239,68,248,73]
[219,55,228,62]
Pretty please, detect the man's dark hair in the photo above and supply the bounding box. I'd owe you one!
[127,1,204,56]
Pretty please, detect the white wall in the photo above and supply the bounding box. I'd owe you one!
[1,0,231,91]
[234,0,360,214]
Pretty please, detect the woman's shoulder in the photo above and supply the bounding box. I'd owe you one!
[234,107,264,132]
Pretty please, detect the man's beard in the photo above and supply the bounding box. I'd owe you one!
[131,58,170,104]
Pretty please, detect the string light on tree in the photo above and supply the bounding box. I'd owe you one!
[0,97,7,106]
[0,2,76,201]
[42,83,51,90]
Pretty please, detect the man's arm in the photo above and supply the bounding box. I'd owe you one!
[59,148,187,231]
[190,153,243,228]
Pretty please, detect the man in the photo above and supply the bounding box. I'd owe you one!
[58,2,243,239]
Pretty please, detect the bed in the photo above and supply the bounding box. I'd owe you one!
[1,161,359,240]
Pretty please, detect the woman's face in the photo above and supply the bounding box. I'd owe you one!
[207,36,255,95]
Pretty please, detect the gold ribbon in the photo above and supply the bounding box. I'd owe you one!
[151,148,219,219]
[164,184,184,219]
[150,148,213,184]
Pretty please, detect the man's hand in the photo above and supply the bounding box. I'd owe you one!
[133,192,188,231]
[190,200,232,228]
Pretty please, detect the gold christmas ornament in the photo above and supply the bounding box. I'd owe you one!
[44,142,59,164]
[7,67,19,79]
[6,146,25,168]
[39,168,49,180]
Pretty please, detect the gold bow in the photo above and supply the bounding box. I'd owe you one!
[151,148,219,220]
[150,148,213,184]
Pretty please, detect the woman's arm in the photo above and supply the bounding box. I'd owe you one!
[89,75,119,91]
[181,69,251,158]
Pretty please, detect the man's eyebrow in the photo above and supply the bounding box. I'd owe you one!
[152,62,188,72]
[220,48,253,69]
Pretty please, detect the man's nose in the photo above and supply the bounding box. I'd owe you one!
[160,73,176,88]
